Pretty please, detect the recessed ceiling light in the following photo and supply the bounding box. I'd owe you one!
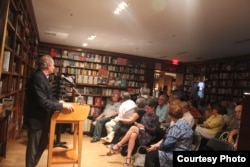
[82,43,88,47]
[114,1,128,15]
[88,35,96,40]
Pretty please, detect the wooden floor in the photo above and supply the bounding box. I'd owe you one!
[0,129,125,167]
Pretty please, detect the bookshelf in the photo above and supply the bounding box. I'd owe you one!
[38,43,150,131]
[183,56,250,104]
[182,63,206,100]
[0,0,38,157]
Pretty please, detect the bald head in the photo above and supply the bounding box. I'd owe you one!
[235,105,242,120]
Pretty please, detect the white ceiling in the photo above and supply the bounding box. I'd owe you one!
[32,0,250,62]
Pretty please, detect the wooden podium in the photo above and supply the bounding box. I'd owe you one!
[47,103,90,167]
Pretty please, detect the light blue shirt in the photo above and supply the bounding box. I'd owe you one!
[156,104,168,122]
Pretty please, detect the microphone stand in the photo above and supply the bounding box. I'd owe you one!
[69,87,85,134]
[72,87,85,105]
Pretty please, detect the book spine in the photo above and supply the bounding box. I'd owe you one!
[3,51,11,71]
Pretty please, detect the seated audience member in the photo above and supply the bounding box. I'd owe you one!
[227,105,242,150]
[101,92,137,143]
[106,97,147,155]
[156,94,169,125]
[202,101,217,122]
[214,107,238,140]
[227,101,236,116]
[189,100,202,120]
[179,101,195,128]
[195,103,225,139]
[169,100,194,128]
[144,102,193,167]
[90,92,121,143]
[224,109,238,131]
[139,82,150,98]
[110,98,159,167]
[171,85,187,101]
[198,99,207,116]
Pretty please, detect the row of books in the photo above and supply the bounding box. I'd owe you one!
[77,87,121,96]
[87,97,103,106]
[188,61,250,73]
[2,51,26,75]
[76,75,137,87]
[62,67,145,77]
[62,51,129,65]
[59,60,146,74]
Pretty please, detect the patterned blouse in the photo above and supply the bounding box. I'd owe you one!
[158,119,193,167]
[138,113,159,146]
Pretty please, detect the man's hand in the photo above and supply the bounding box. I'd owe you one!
[62,103,74,113]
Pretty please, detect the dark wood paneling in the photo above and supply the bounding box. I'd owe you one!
[237,94,250,150]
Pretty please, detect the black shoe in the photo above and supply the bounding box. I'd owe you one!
[90,138,100,143]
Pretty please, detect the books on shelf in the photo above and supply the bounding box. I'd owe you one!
[97,69,109,85]
[3,51,11,71]
[2,97,13,111]
[0,81,2,94]
[90,107,102,117]
[87,96,94,105]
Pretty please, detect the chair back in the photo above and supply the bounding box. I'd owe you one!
[206,138,234,151]
[215,130,229,142]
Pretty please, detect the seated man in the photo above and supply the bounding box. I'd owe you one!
[227,105,242,150]
[101,92,137,143]
[155,94,169,127]
[90,92,121,143]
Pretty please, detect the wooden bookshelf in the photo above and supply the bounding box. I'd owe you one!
[183,56,250,104]
[0,0,38,157]
[38,43,148,128]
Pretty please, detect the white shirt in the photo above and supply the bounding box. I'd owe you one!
[117,99,137,119]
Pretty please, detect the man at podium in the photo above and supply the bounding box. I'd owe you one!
[24,55,74,167]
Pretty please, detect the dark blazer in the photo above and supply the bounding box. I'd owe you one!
[24,70,62,130]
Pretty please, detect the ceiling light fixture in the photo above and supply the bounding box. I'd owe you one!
[44,31,69,39]
[114,1,128,15]
[82,43,88,47]
[88,35,96,40]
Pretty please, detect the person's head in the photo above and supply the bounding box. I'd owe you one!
[111,92,120,102]
[211,102,224,115]
[207,101,219,110]
[136,97,146,108]
[220,100,228,108]
[120,92,131,101]
[180,101,190,113]
[158,94,167,105]
[38,55,55,75]
[169,94,179,103]
[143,82,148,87]
[145,98,158,114]
[169,103,183,121]
[234,105,242,120]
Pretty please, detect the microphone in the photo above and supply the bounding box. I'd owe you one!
[61,75,75,87]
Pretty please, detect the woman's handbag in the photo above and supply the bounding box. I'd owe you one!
[133,146,147,167]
